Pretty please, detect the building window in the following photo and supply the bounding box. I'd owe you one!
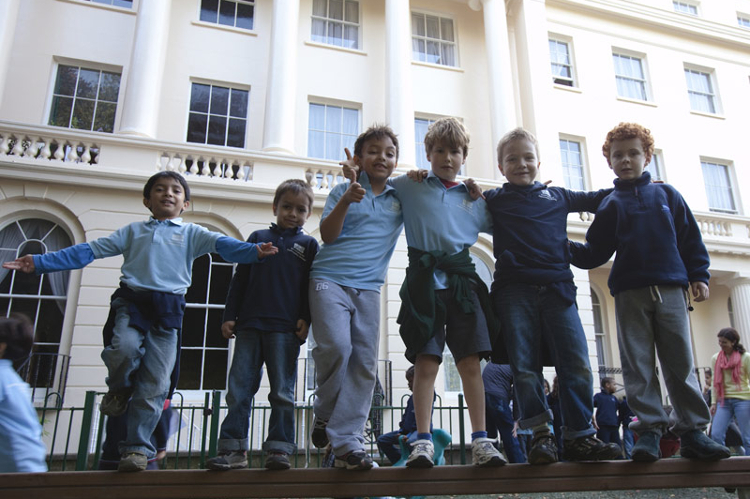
[178,250,235,391]
[85,0,133,7]
[701,161,737,214]
[673,1,698,15]
[739,15,750,28]
[650,152,665,182]
[199,0,254,30]
[311,0,359,49]
[411,12,456,67]
[308,102,359,161]
[560,139,585,190]
[549,39,574,87]
[613,53,648,101]
[591,289,607,377]
[684,68,717,114]
[414,117,437,170]
[0,219,72,391]
[187,82,249,148]
[48,65,121,133]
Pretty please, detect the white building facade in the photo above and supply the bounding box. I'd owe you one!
[1,0,749,429]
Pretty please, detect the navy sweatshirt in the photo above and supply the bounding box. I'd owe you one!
[484,182,611,302]
[223,224,318,334]
[569,171,709,296]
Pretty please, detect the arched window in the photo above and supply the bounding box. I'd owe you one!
[591,288,608,378]
[0,219,72,391]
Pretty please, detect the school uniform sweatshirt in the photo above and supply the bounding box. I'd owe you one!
[569,171,710,296]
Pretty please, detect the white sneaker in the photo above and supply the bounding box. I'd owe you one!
[472,438,507,467]
[406,439,434,468]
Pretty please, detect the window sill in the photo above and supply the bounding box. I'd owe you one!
[191,20,258,37]
[616,96,657,108]
[690,110,725,120]
[553,83,582,93]
[304,40,367,56]
[411,60,464,73]
[57,0,136,15]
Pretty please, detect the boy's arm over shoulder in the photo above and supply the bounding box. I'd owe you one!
[569,201,617,270]
[564,186,614,213]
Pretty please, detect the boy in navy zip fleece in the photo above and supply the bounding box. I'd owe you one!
[569,122,729,462]
[207,179,318,471]
[483,127,620,465]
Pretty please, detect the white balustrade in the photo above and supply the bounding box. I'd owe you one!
[158,151,254,182]
[0,130,99,165]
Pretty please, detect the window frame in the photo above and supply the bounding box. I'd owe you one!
[549,36,576,88]
[673,1,698,16]
[186,80,250,148]
[559,136,588,191]
[738,15,750,28]
[198,0,255,31]
[612,51,650,102]
[310,0,360,50]
[684,66,719,115]
[307,100,360,161]
[591,288,609,377]
[700,159,738,215]
[411,11,458,68]
[649,150,666,182]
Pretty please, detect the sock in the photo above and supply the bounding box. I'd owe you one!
[471,431,488,441]
[417,432,432,442]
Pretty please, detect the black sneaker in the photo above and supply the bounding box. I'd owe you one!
[632,431,661,462]
[680,429,730,461]
[334,450,373,471]
[100,389,132,417]
[563,435,622,461]
[206,450,248,470]
[311,417,329,448]
[265,451,291,470]
[527,432,558,465]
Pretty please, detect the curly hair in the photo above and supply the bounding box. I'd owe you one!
[424,117,470,159]
[601,122,654,166]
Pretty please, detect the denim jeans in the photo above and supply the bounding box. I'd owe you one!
[622,427,634,459]
[494,284,595,440]
[485,392,525,463]
[710,398,750,456]
[218,329,300,455]
[101,298,178,458]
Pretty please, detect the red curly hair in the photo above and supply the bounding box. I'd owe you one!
[601,122,654,166]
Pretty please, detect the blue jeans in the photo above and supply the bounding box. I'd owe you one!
[218,329,300,455]
[101,298,178,459]
[494,284,595,440]
[710,398,750,456]
[622,426,634,459]
[485,392,525,463]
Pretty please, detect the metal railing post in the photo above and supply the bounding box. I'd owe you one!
[458,393,466,465]
[208,390,221,458]
[199,391,210,468]
[75,390,97,471]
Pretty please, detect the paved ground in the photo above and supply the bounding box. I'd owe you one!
[428,488,737,499]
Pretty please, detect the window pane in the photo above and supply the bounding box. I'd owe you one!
[178,349,202,389]
[412,39,425,61]
[219,0,236,26]
[329,0,343,20]
[440,18,454,42]
[229,89,248,118]
[207,115,227,145]
[54,65,78,96]
[236,2,254,30]
[342,107,358,135]
[326,105,342,133]
[412,13,425,37]
[203,349,228,390]
[312,0,327,17]
[345,0,358,22]
[328,21,343,46]
[210,86,230,115]
[200,0,219,23]
[441,44,455,67]
[308,129,325,158]
[312,19,326,42]
[344,25,358,49]
[93,102,117,133]
[49,96,73,127]
[71,99,95,130]
[76,69,100,99]
[425,15,439,38]
[309,103,326,130]
[190,83,211,112]
[426,41,440,64]
[187,112,208,143]
[325,132,341,160]
[227,118,246,148]
[98,72,121,102]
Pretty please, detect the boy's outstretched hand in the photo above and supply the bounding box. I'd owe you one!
[691,281,709,302]
[256,242,279,259]
[2,255,35,273]
[295,319,309,342]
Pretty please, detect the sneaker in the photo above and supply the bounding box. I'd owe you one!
[527,432,558,465]
[206,450,248,471]
[563,435,622,462]
[334,450,373,471]
[680,429,731,461]
[631,431,661,462]
[472,437,508,467]
[405,439,434,468]
[118,452,147,472]
[100,389,132,417]
[265,451,291,470]
[311,417,329,448]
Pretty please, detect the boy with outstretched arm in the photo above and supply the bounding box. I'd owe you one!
[207,179,318,471]
[482,127,620,464]
[569,122,729,462]
[309,125,403,470]
[2,171,278,472]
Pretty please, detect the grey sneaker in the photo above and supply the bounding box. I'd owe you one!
[265,451,291,470]
[118,452,147,472]
[406,439,434,468]
[472,437,507,467]
[206,450,248,470]
[311,417,329,448]
[680,429,730,461]
[100,389,132,417]
[632,431,661,462]
[334,450,373,470]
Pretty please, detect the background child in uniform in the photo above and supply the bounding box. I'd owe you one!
[594,377,622,449]
[207,179,318,471]
[2,171,278,472]
[570,122,729,462]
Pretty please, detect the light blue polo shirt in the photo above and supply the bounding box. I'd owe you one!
[88,218,223,294]
[389,172,492,289]
[310,172,403,291]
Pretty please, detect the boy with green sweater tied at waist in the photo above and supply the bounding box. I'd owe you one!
[570,122,729,462]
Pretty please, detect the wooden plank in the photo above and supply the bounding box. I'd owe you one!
[3,458,750,499]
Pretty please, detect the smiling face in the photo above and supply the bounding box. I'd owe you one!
[143,176,189,220]
[718,336,736,356]
[273,190,312,230]
[608,137,647,181]
[358,136,398,184]
[498,137,540,186]
[427,139,466,182]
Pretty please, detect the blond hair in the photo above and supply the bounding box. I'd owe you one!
[423,117,470,158]
[496,127,539,164]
